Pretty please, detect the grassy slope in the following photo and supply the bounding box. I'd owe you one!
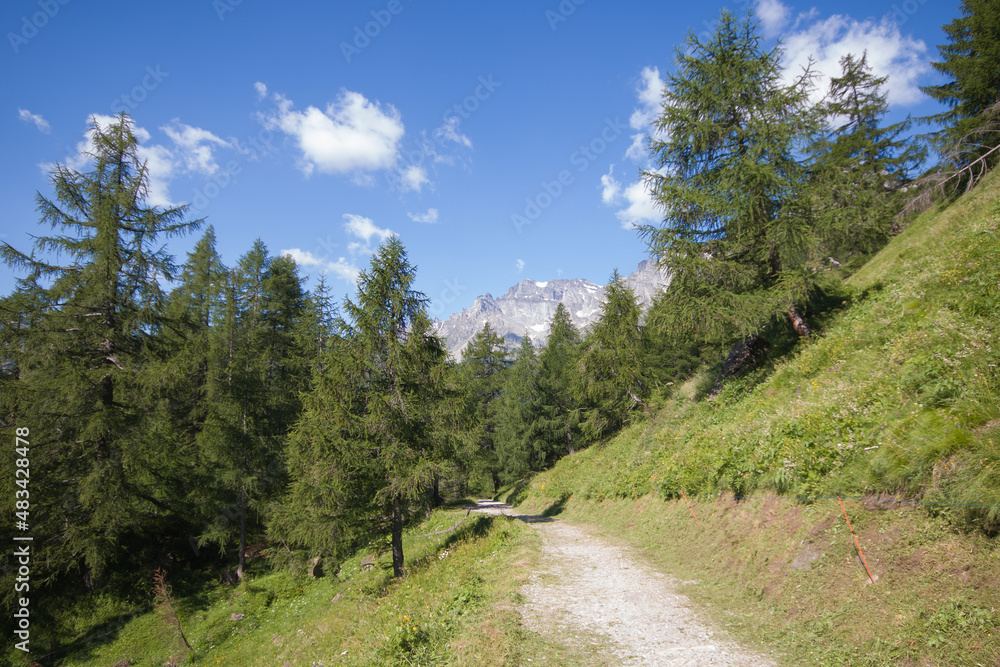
[23,508,601,667]
[509,172,1000,665]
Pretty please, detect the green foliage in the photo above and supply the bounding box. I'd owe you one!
[575,271,653,441]
[454,322,512,492]
[534,303,582,463]
[494,336,544,484]
[519,168,1000,534]
[640,9,816,343]
[921,0,1000,162]
[808,52,923,262]
[0,113,201,590]
[276,237,449,578]
[29,509,540,667]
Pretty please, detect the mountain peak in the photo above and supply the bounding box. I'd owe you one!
[434,260,670,359]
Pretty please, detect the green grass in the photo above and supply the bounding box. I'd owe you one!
[523,168,1000,531]
[20,507,573,667]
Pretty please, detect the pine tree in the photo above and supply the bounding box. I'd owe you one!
[0,113,201,585]
[276,237,447,577]
[575,271,651,441]
[921,0,1000,165]
[808,53,923,262]
[535,303,581,463]
[639,10,817,341]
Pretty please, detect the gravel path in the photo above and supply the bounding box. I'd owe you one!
[474,500,776,667]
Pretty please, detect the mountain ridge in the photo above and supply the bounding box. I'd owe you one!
[432,258,671,358]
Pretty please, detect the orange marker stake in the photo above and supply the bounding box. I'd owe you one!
[680,489,702,527]
[837,495,876,584]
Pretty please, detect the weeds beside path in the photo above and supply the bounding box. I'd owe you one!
[473,500,777,666]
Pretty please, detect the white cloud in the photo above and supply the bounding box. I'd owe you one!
[435,116,472,148]
[161,121,230,175]
[782,13,929,106]
[625,67,665,162]
[18,108,50,133]
[399,164,430,193]
[614,179,660,229]
[281,248,360,284]
[516,259,525,273]
[601,166,622,204]
[756,0,791,36]
[254,81,267,100]
[260,90,405,176]
[629,66,664,131]
[601,166,659,230]
[408,208,439,224]
[343,213,394,254]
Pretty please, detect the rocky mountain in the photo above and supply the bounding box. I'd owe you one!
[432,259,671,359]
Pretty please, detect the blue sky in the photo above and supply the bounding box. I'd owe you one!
[2,0,959,319]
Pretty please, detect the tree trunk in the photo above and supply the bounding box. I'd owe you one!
[431,475,443,507]
[236,487,247,580]
[391,500,404,578]
[788,304,812,337]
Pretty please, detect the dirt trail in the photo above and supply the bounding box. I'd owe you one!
[474,500,776,667]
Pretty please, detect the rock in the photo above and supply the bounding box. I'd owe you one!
[231,613,244,621]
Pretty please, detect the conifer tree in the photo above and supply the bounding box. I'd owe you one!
[0,113,201,585]
[808,53,922,262]
[921,0,1000,165]
[576,271,651,441]
[199,241,308,579]
[455,322,511,492]
[276,237,447,577]
[535,303,581,462]
[639,10,817,341]
[494,335,543,483]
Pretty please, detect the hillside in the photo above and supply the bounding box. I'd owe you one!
[508,169,1000,663]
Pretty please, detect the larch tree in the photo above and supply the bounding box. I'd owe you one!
[276,237,448,578]
[639,10,817,342]
[535,303,581,463]
[199,241,308,579]
[455,322,511,493]
[575,270,651,441]
[494,335,543,483]
[921,0,1000,169]
[0,113,201,586]
[808,52,923,262]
